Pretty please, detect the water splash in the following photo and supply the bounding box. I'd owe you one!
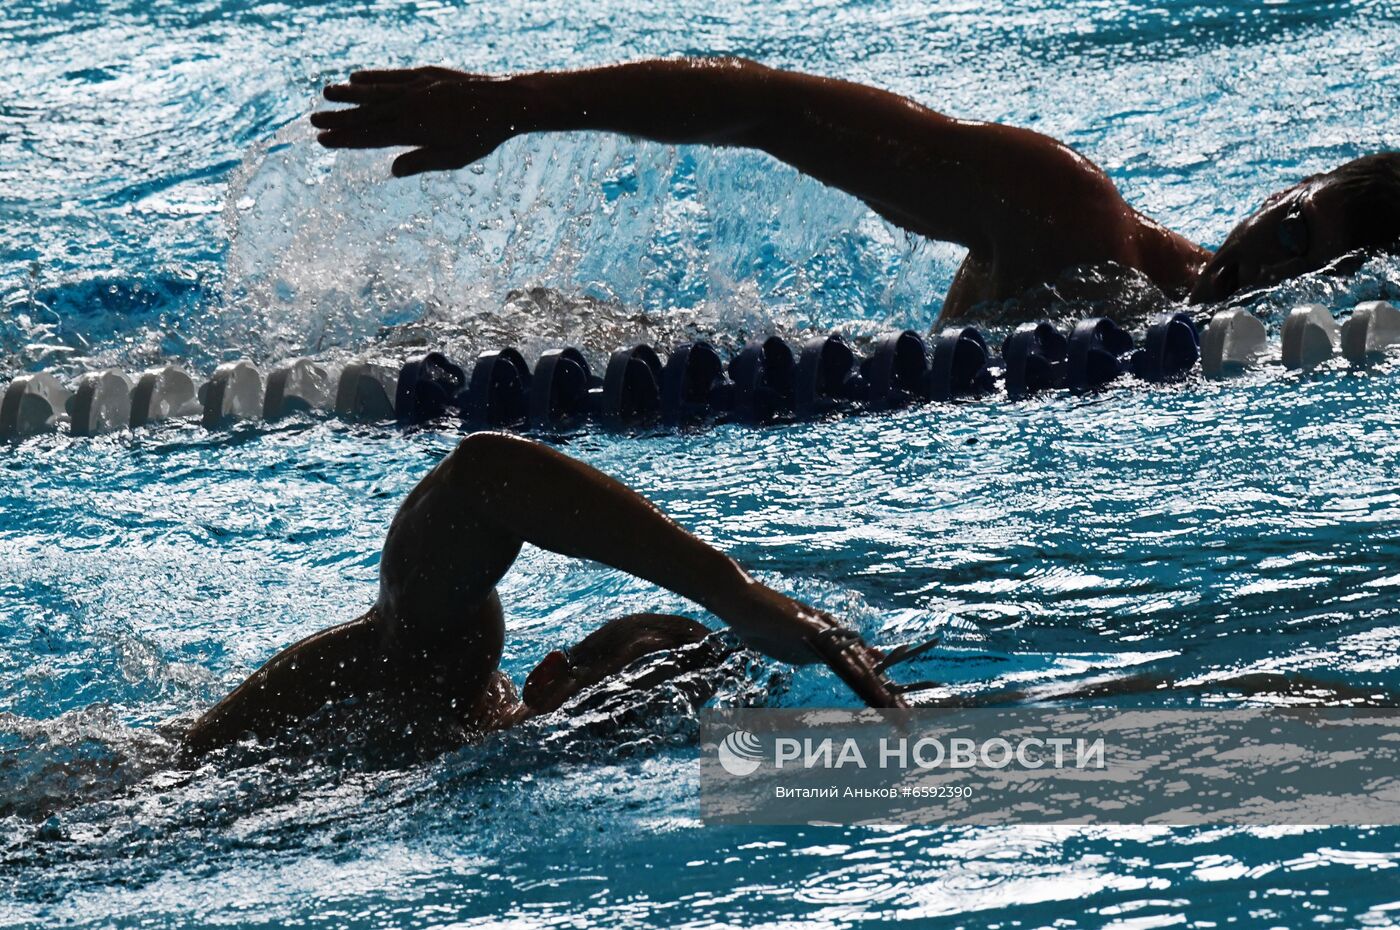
[213,117,950,365]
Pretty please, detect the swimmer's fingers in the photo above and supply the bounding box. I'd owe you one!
[317,129,404,149]
[347,66,474,85]
[807,627,910,709]
[322,83,397,106]
[314,76,520,167]
[310,104,393,130]
[348,68,423,85]
[825,649,909,710]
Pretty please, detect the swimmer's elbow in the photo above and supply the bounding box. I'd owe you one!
[447,431,535,476]
[684,54,765,73]
[922,125,1129,256]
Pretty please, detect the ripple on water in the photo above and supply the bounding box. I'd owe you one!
[7,0,1400,926]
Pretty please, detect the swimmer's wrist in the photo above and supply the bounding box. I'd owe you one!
[508,71,587,134]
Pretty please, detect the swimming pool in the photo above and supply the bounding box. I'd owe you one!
[5,0,1400,925]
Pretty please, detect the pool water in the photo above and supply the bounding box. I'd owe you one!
[5,0,1400,926]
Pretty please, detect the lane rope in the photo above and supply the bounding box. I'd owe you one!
[2,302,1396,441]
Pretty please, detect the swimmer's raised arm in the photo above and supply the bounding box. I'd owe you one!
[310,59,1196,290]
[385,431,905,707]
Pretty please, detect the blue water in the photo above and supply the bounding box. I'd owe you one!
[5,0,1400,926]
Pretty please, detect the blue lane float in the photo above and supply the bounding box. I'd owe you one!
[464,348,531,429]
[1001,321,1068,400]
[729,336,795,423]
[600,344,663,430]
[660,341,727,426]
[1130,313,1199,383]
[1066,317,1134,393]
[396,352,467,425]
[927,326,995,401]
[864,330,928,408]
[530,347,597,433]
[795,334,863,418]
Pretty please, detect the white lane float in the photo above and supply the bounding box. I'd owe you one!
[1281,304,1339,371]
[69,369,132,436]
[1340,300,1400,365]
[263,358,333,420]
[6,302,1398,444]
[130,365,201,428]
[1200,308,1268,378]
[200,360,263,428]
[334,360,398,421]
[0,373,72,439]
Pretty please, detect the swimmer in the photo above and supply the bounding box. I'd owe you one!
[182,432,906,757]
[309,58,1400,319]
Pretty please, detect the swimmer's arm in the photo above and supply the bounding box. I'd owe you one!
[181,612,384,757]
[311,58,1128,257]
[430,433,907,708]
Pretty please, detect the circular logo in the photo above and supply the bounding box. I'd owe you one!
[717,729,764,776]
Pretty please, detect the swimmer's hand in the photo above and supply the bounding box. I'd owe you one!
[311,67,529,177]
[719,585,910,709]
[805,623,909,710]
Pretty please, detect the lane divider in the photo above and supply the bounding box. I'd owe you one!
[1341,301,1400,365]
[2,303,1395,441]
[1200,309,1267,378]
[1281,304,1340,371]
[71,369,132,437]
[131,365,202,428]
[0,373,71,439]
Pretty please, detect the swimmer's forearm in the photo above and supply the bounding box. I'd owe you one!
[513,58,1004,247]
[382,432,904,705]
[520,58,945,150]
[514,57,778,145]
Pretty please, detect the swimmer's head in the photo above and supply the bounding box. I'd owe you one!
[1189,153,1400,304]
[522,614,712,714]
